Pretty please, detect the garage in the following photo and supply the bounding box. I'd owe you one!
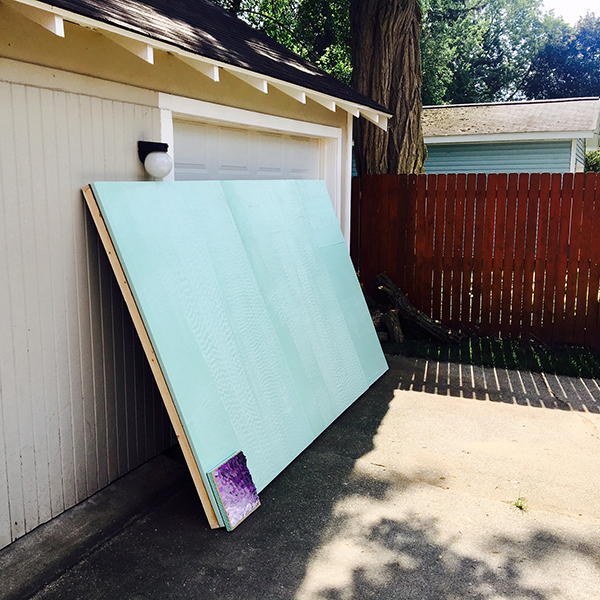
[0,0,391,550]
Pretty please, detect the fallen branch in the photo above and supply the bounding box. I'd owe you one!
[374,273,462,344]
[361,283,404,342]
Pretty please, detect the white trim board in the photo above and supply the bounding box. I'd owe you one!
[425,131,595,144]
[158,93,343,140]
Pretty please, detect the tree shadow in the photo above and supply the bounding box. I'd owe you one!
[30,361,600,600]
[31,362,398,599]
[391,354,600,413]
[300,513,600,600]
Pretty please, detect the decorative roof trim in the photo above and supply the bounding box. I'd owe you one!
[6,0,392,128]
[6,0,64,35]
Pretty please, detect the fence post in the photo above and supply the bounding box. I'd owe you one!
[350,176,362,273]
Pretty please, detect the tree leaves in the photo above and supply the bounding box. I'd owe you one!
[212,0,352,84]
[523,13,600,99]
[420,0,565,104]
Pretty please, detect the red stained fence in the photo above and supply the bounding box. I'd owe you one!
[352,172,600,348]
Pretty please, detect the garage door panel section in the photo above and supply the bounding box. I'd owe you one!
[173,120,210,179]
[218,126,249,177]
[174,120,319,181]
[288,136,319,177]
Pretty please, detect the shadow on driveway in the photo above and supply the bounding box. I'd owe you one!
[28,357,600,599]
[394,355,600,412]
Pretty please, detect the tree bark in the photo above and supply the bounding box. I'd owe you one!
[350,0,427,175]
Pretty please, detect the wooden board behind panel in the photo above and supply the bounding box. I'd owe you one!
[82,185,220,529]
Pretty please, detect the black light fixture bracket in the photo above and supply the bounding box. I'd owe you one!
[138,141,169,164]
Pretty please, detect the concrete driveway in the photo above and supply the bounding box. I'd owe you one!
[3,355,600,599]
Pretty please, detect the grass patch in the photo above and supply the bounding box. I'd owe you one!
[511,494,529,512]
[382,334,600,379]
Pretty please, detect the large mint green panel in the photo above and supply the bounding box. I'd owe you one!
[90,180,387,521]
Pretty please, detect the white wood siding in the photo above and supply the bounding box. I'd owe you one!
[0,80,174,549]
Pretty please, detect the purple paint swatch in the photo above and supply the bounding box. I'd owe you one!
[209,452,260,531]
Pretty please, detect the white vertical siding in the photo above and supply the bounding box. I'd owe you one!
[0,80,175,549]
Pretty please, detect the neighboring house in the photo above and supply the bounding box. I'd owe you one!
[0,0,390,550]
[423,97,600,174]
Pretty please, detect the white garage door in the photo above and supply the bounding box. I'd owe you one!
[173,119,320,181]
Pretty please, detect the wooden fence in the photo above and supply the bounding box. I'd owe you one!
[352,172,600,348]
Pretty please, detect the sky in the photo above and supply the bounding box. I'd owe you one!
[541,0,597,24]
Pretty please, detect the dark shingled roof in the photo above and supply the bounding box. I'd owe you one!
[37,0,389,114]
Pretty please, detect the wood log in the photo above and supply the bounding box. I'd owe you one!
[362,282,404,342]
[374,273,462,343]
[382,309,404,342]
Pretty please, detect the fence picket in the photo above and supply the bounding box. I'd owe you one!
[543,174,563,343]
[575,173,597,345]
[452,174,467,329]
[406,174,425,298]
[586,177,600,348]
[350,176,361,271]
[510,174,529,338]
[386,175,401,289]
[553,174,574,343]
[354,172,600,348]
[358,175,375,291]
[419,175,438,314]
[501,174,519,339]
[522,173,540,341]
[480,173,497,335]
[412,176,428,311]
[564,174,585,344]
[471,174,487,330]
[432,174,447,320]
[462,175,477,329]
[490,174,507,335]
[532,174,551,342]
[395,175,408,291]
[442,174,456,326]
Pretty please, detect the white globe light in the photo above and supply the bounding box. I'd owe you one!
[144,151,173,179]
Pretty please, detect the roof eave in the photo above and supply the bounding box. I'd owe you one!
[8,0,391,129]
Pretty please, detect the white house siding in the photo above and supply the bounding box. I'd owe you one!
[0,78,174,549]
[425,140,573,174]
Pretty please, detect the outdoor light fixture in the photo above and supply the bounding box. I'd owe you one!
[138,141,173,179]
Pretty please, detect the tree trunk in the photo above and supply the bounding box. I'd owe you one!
[350,0,426,176]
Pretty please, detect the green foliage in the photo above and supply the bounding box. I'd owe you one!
[213,0,599,105]
[586,150,600,173]
[420,0,563,105]
[213,0,352,84]
[523,13,600,99]
[511,494,529,511]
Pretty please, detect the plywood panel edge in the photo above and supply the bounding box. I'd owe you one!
[81,185,220,529]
